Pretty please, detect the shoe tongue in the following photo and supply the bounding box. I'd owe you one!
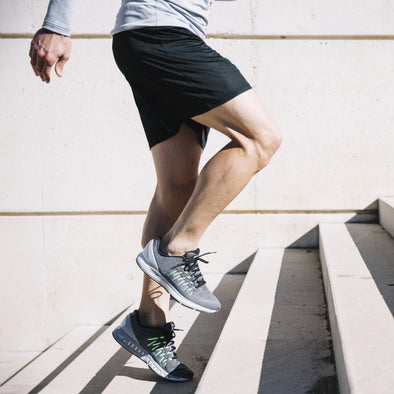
[184,249,200,259]
[163,321,175,334]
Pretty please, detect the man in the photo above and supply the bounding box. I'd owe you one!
[30,0,281,382]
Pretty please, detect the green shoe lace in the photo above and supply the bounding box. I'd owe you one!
[146,322,181,368]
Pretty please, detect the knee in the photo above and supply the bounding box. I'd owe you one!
[250,121,282,172]
[156,176,197,206]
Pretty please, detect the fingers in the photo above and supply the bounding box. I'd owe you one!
[29,38,40,77]
[28,30,71,84]
[37,47,49,82]
[29,45,39,76]
[29,42,51,83]
[40,51,57,83]
[28,40,34,59]
[29,30,46,82]
[55,50,71,77]
[55,57,67,78]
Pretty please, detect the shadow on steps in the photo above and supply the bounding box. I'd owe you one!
[78,255,253,394]
[22,309,129,394]
[23,249,341,394]
[346,223,394,316]
[258,249,339,394]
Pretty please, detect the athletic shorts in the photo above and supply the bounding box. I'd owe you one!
[112,26,252,149]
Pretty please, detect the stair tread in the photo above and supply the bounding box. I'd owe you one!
[1,250,340,393]
[0,326,100,393]
[197,248,337,394]
[346,223,394,315]
[100,273,242,393]
[0,351,40,386]
[380,196,394,205]
[197,248,284,394]
[379,196,394,238]
[1,274,237,393]
[319,223,394,394]
[34,309,133,394]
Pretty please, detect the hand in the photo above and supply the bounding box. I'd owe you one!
[29,28,71,83]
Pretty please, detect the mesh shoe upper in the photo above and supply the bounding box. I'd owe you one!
[151,237,221,312]
[126,311,193,379]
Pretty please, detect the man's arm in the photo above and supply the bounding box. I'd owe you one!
[29,0,76,83]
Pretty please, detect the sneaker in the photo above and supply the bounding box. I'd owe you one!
[112,310,193,382]
[136,237,221,313]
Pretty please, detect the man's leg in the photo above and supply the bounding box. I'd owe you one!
[161,89,282,255]
[137,123,203,327]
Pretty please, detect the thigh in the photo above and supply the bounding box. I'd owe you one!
[192,88,278,141]
[151,122,203,189]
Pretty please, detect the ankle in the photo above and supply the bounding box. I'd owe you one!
[138,309,166,328]
[160,236,196,256]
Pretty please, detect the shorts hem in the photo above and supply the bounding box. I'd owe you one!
[148,85,253,150]
[197,84,253,116]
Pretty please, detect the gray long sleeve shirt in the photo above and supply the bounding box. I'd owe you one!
[43,0,215,39]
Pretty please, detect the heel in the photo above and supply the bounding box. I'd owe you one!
[112,327,147,358]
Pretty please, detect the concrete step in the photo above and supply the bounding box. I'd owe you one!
[379,196,394,238]
[0,252,337,394]
[0,309,133,394]
[197,248,338,394]
[196,249,284,394]
[0,326,101,393]
[100,273,244,393]
[346,223,394,316]
[0,273,242,393]
[0,352,39,386]
[319,223,394,394]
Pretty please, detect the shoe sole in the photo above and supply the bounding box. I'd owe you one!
[112,326,191,382]
[136,252,219,314]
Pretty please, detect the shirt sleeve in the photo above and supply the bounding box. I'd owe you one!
[42,0,77,36]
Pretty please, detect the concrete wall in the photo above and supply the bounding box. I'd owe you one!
[0,0,393,354]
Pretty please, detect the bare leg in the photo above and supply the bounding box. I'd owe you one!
[137,123,203,327]
[161,89,282,255]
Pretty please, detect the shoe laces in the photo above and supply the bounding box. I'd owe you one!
[180,250,216,288]
[148,322,182,368]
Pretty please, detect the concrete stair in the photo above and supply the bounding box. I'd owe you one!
[319,198,394,394]
[1,197,394,393]
[379,196,394,238]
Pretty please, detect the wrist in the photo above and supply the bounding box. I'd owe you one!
[41,27,69,37]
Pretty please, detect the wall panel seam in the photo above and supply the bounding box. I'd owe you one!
[1,33,394,40]
[0,209,377,216]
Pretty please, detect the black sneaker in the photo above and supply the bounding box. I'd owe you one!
[112,310,193,382]
[136,237,221,313]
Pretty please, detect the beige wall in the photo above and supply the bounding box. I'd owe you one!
[0,1,393,353]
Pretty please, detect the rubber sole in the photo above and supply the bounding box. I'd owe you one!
[112,326,190,382]
[136,253,219,314]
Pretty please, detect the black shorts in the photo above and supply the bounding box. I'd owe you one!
[112,26,252,149]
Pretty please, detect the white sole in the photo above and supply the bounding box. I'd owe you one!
[112,326,190,382]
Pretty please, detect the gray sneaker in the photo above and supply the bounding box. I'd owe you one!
[112,310,193,381]
[136,237,221,313]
